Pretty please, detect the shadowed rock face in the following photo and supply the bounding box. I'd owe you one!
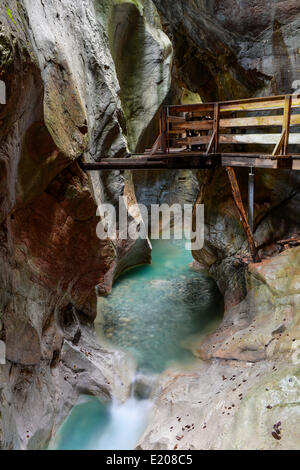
[0,0,171,449]
[153,0,268,101]
[1,0,300,451]
[134,1,300,450]
[151,0,300,300]
[153,0,300,99]
[138,247,300,450]
[95,0,172,150]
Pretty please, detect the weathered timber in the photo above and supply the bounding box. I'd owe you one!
[219,114,300,128]
[82,153,300,171]
[226,167,259,262]
[248,169,254,233]
[283,95,292,155]
[175,134,300,146]
[80,156,218,171]
[169,94,300,114]
[171,114,300,131]
[170,121,213,131]
[81,93,300,263]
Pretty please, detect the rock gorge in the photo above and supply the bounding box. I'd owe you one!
[0,0,299,450]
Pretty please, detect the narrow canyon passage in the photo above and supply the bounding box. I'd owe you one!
[2,0,300,452]
[50,239,223,450]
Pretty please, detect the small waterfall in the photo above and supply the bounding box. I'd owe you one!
[94,395,152,450]
[51,376,154,451]
[52,239,223,450]
[93,375,153,450]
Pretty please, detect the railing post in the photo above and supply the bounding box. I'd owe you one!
[213,102,220,153]
[161,106,167,154]
[283,95,292,155]
[206,102,220,154]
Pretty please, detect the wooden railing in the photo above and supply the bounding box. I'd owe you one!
[160,94,300,157]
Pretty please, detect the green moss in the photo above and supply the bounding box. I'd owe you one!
[6,6,16,25]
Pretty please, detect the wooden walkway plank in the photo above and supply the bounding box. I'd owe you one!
[175,133,300,146]
[82,93,300,262]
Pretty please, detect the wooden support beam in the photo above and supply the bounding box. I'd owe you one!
[272,130,286,156]
[150,134,162,155]
[219,113,300,129]
[169,94,300,114]
[213,103,220,153]
[175,133,300,147]
[80,156,217,171]
[167,116,187,123]
[161,107,168,153]
[206,129,216,154]
[248,168,254,233]
[166,106,170,153]
[171,121,213,131]
[226,167,259,262]
[81,160,168,170]
[222,155,277,169]
[205,103,220,154]
[283,95,292,155]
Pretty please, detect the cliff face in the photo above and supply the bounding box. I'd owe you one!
[153,0,300,100]
[0,0,170,449]
[150,0,300,300]
[139,247,300,450]
[137,0,300,450]
[1,0,300,451]
[150,2,300,310]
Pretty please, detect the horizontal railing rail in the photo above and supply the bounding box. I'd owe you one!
[160,94,300,157]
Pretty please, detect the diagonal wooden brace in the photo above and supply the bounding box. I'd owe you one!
[226,167,260,262]
[272,130,286,156]
[150,133,162,155]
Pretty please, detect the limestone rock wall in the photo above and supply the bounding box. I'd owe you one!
[153,0,300,100]
[95,0,172,151]
[137,0,300,450]
[139,247,300,450]
[0,0,170,449]
[152,0,300,303]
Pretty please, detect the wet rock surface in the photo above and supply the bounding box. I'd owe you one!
[138,245,300,450]
[1,0,300,450]
[0,0,170,449]
[139,359,300,450]
[137,1,300,450]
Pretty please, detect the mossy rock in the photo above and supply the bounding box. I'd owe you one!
[0,34,13,73]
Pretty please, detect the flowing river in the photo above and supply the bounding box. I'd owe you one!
[51,239,223,450]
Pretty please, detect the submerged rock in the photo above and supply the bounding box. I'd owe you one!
[132,373,158,400]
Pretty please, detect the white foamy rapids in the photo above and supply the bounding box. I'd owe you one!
[93,396,153,450]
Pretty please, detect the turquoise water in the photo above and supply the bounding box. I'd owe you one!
[96,239,223,373]
[52,395,152,451]
[51,396,109,451]
[52,239,223,450]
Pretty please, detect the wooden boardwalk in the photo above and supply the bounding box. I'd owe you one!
[83,94,300,171]
[82,94,300,262]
